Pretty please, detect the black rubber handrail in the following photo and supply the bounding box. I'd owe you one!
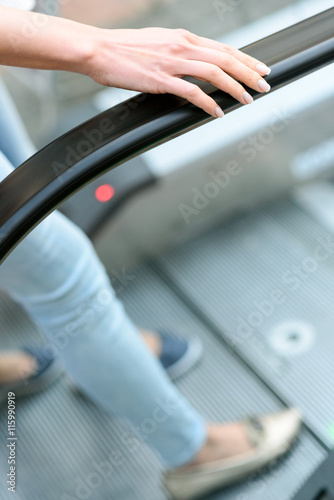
[0,7,334,263]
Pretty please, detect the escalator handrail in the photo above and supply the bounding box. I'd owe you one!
[0,7,334,263]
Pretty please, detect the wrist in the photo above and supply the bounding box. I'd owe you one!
[53,19,99,76]
[77,27,119,84]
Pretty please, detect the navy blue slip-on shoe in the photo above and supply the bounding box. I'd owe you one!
[158,331,203,380]
[0,346,64,404]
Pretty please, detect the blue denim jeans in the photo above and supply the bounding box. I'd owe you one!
[0,79,206,468]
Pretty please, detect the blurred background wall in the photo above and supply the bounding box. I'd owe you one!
[1,0,297,150]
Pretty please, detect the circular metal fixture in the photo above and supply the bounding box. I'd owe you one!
[269,320,316,357]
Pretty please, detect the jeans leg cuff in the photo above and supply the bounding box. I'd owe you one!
[164,418,207,469]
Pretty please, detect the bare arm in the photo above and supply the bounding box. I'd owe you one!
[0,6,271,118]
[0,6,94,72]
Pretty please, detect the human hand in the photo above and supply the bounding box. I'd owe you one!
[86,27,272,118]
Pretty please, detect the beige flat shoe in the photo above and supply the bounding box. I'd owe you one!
[163,408,302,500]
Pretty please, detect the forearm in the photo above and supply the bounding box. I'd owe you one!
[0,6,94,73]
[0,7,271,118]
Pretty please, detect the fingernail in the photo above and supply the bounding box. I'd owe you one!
[215,106,224,118]
[256,63,271,75]
[258,79,271,92]
[243,91,253,104]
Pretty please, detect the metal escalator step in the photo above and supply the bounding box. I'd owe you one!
[107,265,326,500]
[0,266,326,499]
[155,197,334,450]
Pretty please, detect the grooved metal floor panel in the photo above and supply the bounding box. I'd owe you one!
[0,266,326,500]
[156,197,334,450]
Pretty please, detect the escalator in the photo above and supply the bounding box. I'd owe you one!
[0,8,334,500]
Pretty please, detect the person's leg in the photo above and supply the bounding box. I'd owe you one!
[0,76,201,379]
[0,149,207,467]
[0,81,301,497]
[0,150,287,473]
[0,78,206,466]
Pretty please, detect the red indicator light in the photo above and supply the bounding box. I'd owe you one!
[95,184,115,202]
